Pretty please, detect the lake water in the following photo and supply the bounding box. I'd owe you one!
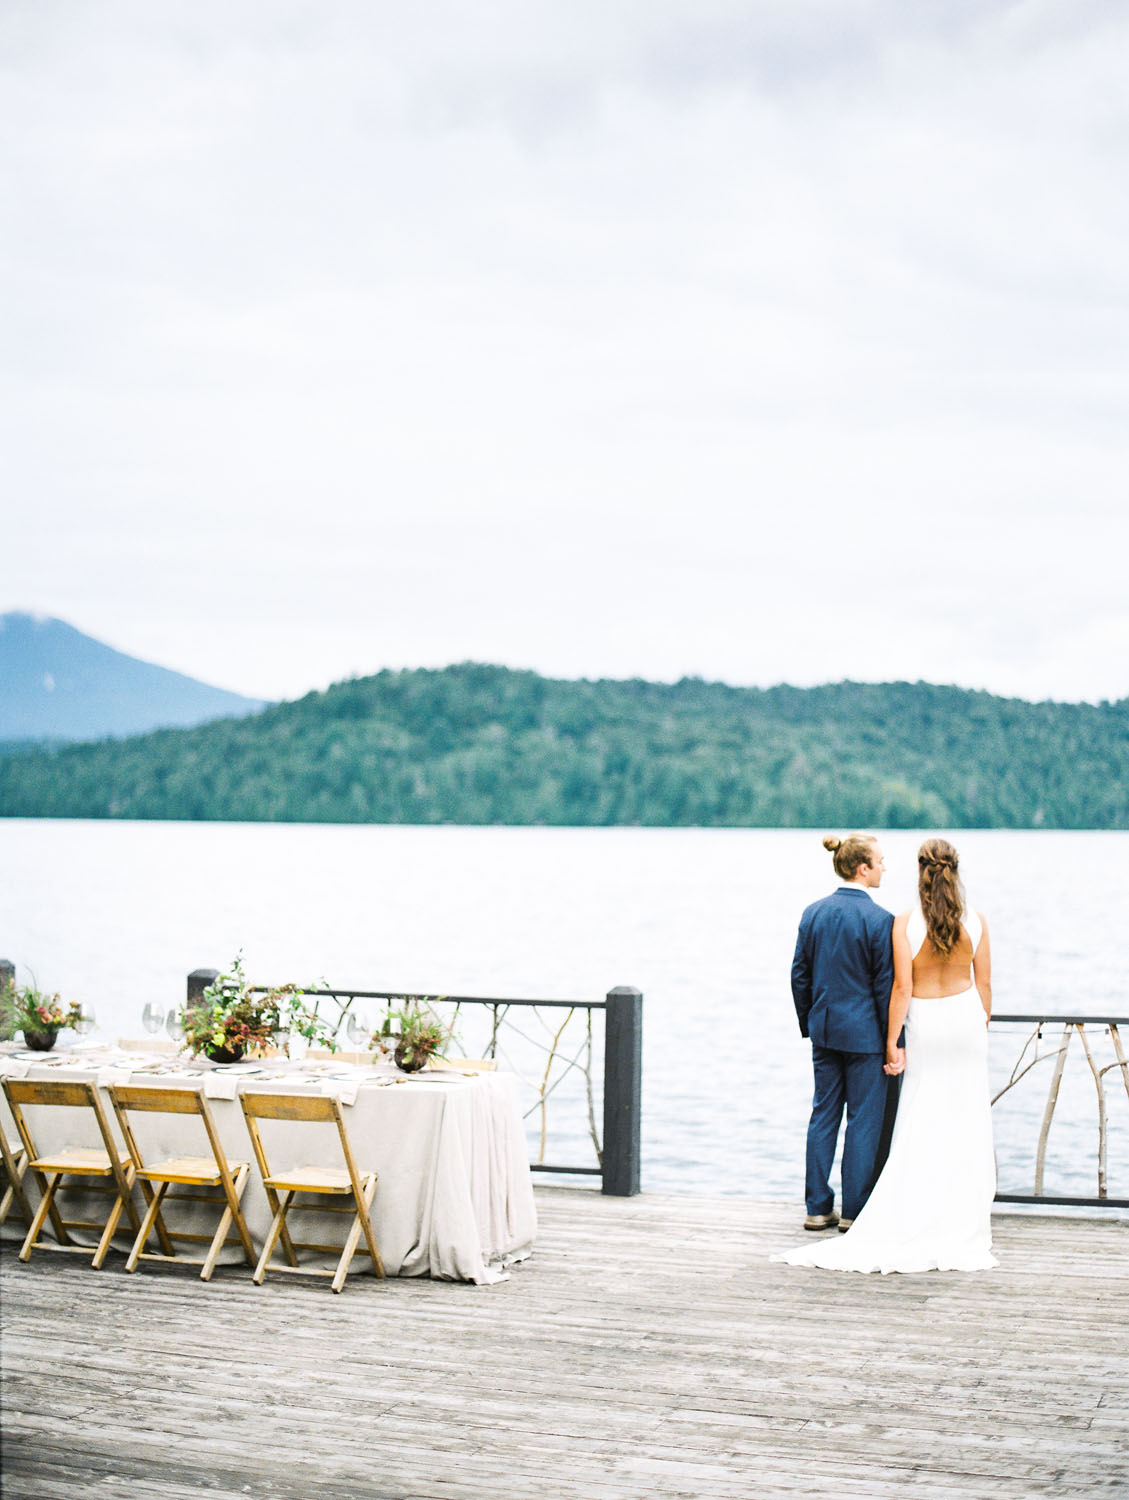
[2,820,1127,1207]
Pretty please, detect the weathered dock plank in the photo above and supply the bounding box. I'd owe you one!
[2,1190,1127,1500]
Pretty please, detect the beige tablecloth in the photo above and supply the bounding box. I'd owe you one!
[0,1048,537,1284]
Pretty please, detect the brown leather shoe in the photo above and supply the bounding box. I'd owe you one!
[803,1212,840,1231]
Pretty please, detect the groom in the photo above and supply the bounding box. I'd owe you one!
[790,834,896,1232]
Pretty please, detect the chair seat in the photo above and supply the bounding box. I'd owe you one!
[264,1166,362,1194]
[30,1146,132,1175]
[140,1155,249,1186]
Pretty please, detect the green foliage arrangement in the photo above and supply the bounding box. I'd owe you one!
[271,981,340,1052]
[374,999,450,1072]
[1,664,1126,829]
[181,954,338,1060]
[181,955,277,1060]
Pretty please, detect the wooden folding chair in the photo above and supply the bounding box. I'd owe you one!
[1,1128,34,1227]
[2,1078,141,1268]
[239,1091,385,1293]
[109,1085,256,1281]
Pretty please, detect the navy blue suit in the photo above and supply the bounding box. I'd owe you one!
[791,887,896,1220]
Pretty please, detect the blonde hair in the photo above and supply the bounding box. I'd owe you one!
[822,833,878,882]
[917,837,966,955]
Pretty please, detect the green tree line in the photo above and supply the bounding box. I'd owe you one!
[1,665,1126,828]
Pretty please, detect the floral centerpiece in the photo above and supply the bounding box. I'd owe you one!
[374,999,450,1073]
[7,982,84,1052]
[177,955,340,1063]
[180,954,278,1063]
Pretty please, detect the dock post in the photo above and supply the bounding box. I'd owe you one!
[187,968,219,1010]
[603,985,643,1196]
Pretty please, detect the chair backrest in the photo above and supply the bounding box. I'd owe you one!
[5,1078,100,1109]
[240,1091,338,1123]
[115,1038,177,1054]
[110,1085,206,1116]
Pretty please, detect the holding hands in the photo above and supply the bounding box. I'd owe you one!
[884,1043,905,1076]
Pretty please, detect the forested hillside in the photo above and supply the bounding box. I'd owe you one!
[1,665,1126,828]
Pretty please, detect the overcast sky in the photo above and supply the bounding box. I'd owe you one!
[4,1,1127,704]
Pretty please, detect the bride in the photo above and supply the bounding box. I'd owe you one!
[772,837,997,1273]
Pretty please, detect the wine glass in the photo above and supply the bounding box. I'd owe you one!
[346,1012,371,1049]
[166,1010,184,1045]
[142,1002,165,1034]
[73,1005,97,1037]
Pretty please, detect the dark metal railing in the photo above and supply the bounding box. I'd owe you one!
[989,1011,1129,1210]
[188,970,642,1196]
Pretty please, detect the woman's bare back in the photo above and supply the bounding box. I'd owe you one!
[911,928,977,998]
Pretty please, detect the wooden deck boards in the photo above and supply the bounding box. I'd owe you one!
[2,1189,1127,1499]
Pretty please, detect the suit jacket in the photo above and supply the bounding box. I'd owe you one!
[790,888,895,1054]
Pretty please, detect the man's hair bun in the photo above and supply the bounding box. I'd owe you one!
[825,832,878,880]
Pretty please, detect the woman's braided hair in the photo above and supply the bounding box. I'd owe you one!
[822,833,878,882]
[917,837,965,955]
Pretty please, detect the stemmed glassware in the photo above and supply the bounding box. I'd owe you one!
[166,1010,184,1046]
[142,1002,165,1034]
[345,1012,371,1049]
[73,1005,97,1037]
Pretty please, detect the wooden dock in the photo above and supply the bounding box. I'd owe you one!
[3,1188,1127,1499]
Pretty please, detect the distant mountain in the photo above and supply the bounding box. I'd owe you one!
[0,662,1126,827]
[0,613,268,742]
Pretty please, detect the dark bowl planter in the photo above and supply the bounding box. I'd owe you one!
[393,1039,433,1073]
[204,1044,245,1065]
[21,1029,57,1052]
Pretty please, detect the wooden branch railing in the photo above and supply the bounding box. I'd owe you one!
[990,1012,1129,1209]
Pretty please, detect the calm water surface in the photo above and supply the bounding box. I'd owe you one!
[3,821,1126,1205]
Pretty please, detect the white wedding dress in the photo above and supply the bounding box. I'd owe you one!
[772,906,997,1274]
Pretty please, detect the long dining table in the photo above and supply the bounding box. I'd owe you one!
[0,1043,537,1284]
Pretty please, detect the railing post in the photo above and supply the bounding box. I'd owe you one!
[187,968,219,1010]
[603,985,642,1196]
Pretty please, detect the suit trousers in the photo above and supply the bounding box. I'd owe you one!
[805,1045,892,1220]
